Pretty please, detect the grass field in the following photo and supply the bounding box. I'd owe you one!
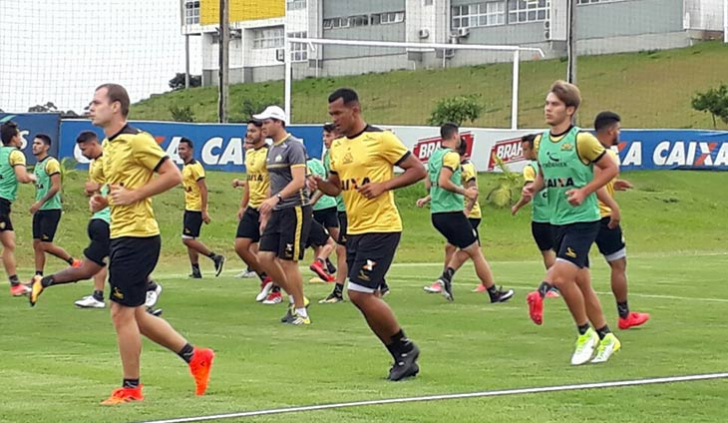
[1,169,727,422]
[131,41,728,130]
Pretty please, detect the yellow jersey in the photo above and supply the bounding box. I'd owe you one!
[98,125,168,239]
[461,160,481,219]
[182,160,205,211]
[598,149,620,217]
[329,126,409,235]
[245,145,269,209]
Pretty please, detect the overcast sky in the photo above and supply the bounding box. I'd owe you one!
[0,0,202,113]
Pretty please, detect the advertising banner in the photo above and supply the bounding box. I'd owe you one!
[0,113,61,165]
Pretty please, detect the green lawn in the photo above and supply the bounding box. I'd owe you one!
[132,41,728,130]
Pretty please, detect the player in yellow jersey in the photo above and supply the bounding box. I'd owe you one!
[178,138,225,279]
[593,111,649,330]
[85,83,213,404]
[314,88,426,380]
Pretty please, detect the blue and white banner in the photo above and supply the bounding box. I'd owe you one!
[0,113,61,165]
[615,130,728,171]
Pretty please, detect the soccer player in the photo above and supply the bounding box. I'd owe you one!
[422,123,514,303]
[178,138,225,279]
[313,88,426,381]
[233,120,276,303]
[593,111,649,330]
[30,134,81,276]
[30,131,162,313]
[253,105,312,325]
[75,84,214,403]
[0,121,37,296]
[524,80,621,365]
[306,154,337,282]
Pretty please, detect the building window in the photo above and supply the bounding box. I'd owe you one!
[184,0,200,26]
[288,31,308,62]
[253,27,284,49]
[348,15,369,27]
[507,0,549,23]
[324,11,404,30]
[577,0,615,4]
[379,11,406,24]
[452,2,506,29]
[286,0,306,11]
[323,17,349,30]
[424,0,434,5]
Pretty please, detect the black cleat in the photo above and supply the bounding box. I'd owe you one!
[213,255,226,277]
[387,344,420,381]
[440,278,454,302]
[189,272,202,279]
[490,287,515,303]
[147,307,163,316]
[280,305,294,323]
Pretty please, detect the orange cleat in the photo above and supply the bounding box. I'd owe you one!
[424,282,442,293]
[71,259,83,268]
[472,284,487,293]
[527,291,544,325]
[189,347,215,396]
[100,386,144,405]
[10,283,31,297]
[619,311,650,330]
[309,260,335,282]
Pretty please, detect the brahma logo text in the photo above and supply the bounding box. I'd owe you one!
[413,132,475,163]
[488,137,525,171]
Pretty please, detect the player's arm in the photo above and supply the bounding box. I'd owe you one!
[513,165,536,214]
[125,158,182,202]
[614,179,633,191]
[464,173,478,215]
[597,187,621,229]
[260,143,307,214]
[11,151,35,184]
[34,161,61,209]
[310,190,324,206]
[417,178,432,207]
[575,136,618,197]
[315,172,341,197]
[197,175,210,223]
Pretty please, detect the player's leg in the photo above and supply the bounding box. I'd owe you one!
[258,209,297,313]
[278,206,313,322]
[320,212,348,304]
[74,219,111,308]
[308,219,335,282]
[575,267,621,363]
[1,226,26,296]
[429,212,475,300]
[38,211,76,266]
[32,212,46,274]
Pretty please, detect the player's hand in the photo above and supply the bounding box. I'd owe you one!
[608,208,622,229]
[202,210,211,224]
[29,202,41,215]
[109,184,139,206]
[463,187,479,201]
[358,182,386,200]
[307,175,318,192]
[566,188,586,206]
[28,174,37,183]
[614,180,633,191]
[259,209,270,233]
[231,178,241,188]
[259,196,279,215]
[522,185,535,200]
[416,197,428,208]
[89,194,108,212]
[84,181,101,196]
[237,207,245,221]
[511,205,519,216]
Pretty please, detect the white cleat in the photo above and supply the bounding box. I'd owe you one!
[74,295,106,309]
[591,333,621,364]
[571,328,599,366]
[237,270,256,278]
[145,284,163,308]
[256,280,274,302]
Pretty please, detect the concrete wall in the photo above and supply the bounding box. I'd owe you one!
[577,0,684,39]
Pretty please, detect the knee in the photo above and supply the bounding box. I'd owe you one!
[182,237,193,247]
[33,240,42,250]
[609,258,627,272]
[110,304,133,326]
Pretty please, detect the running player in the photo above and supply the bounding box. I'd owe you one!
[0,121,37,296]
[313,88,426,380]
[593,111,649,330]
[306,154,337,282]
[70,84,213,403]
[524,80,621,365]
[30,134,81,276]
[253,105,312,325]
[178,138,225,279]
[423,123,514,303]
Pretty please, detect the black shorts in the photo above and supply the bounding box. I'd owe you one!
[553,221,600,269]
[108,236,161,307]
[595,216,627,261]
[237,207,262,242]
[84,219,110,267]
[336,212,348,246]
[0,198,13,232]
[346,232,401,292]
[432,212,478,249]
[260,205,312,261]
[306,218,330,248]
[313,207,339,229]
[532,221,555,252]
[468,218,481,242]
[32,209,62,241]
[183,210,203,239]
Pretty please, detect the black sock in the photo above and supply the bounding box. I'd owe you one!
[192,263,200,273]
[66,257,74,265]
[577,323,590,335]
[272,285,281,293]
[122,378,140,389]
[207,252,216,259]
[147,280,158,291]
[333,283,344,296]
[596,325,611,340]
[177,343,195,364]
[441,267,456,283]
[35,270,43,276]
[257,272,268,282]
[41,276,55,288]
[386,329,414,358]
[9,275,19,286]
[325,258,334,267]
[93,290,104,302]
[537,281,553,299]
[486,285,499,300]
[617,301,629,319]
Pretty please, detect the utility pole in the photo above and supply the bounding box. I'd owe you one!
[218,0,229,123]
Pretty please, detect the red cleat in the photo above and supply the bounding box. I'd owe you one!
[10,284,31,297]
[619,311,650,330]
[423,282,442,293]
[189,347,215,396]
[71,259,83,268]
[472,284,486,293]
[309,260,335,282]
[527,291,544,325]
[100,386,144,405]
[546,290,560,298]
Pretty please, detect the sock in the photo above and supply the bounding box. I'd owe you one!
[386,329,414,358]
[41,276,55,288]
[325,257,334,267]
[35,270,43,276]
[441,267,456,283]
[192,263,200,274]
[272,285,281,293]
[66,257,74,265]
[333,283,344,296]
[122,378,140,389]
[289,295,295,304]
[295,307,308,318]
[486,285,499,300]
[577,323,590,335]
[617,301,629,319]
[257,272,268,282]
[207,252,216,259]
[537,281,553,299]
[177,343,195,364]
[316,257,325,265]
[147,280,158,291]
[9,275,19,286]
[93,290,104,302]
[596,325,611,340]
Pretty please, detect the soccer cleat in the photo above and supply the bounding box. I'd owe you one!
[145,284,162,308]
[280,296,310,323]
[571,328,600,366]
[262,291,282,305]
[289,312,311,325]
[309,260,335,282]
[618,311,650,330]
[319,292,344,304]
[71,259,83,268]
[236,269,256,278]
[438,278,454,302]
[213,255,226,277]
[10,283,31,297]
[100,386,144,405]
[526,291,544,325]
[387,343,420,382]
[546,289,561,298]
[256,278,274,302]
[28,276,44,307]
[490,287,515,303]
[423,282,442,294]
[74,295,106,309]
[147,308,163,316]
[189,272,202,279]
[591,333,622,364]
[189,347,215,396]
[472,284,487,293]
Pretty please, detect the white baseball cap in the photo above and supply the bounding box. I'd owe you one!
[253,105,287,124]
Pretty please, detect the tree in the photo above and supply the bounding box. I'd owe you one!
[692,84,728,128]
[27,102,79,118]
[169,105,195,122]
[169,73,202,91]
[427,95,484,127]
[229,96,282,123]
